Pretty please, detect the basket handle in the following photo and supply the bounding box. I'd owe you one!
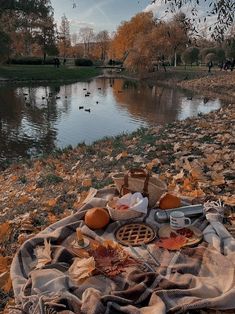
[122,168,150,197]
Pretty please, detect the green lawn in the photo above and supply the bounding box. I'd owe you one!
[0,65,101,81]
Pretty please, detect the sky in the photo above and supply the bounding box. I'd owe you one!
[51,0,150,34]
[50,0,215,37]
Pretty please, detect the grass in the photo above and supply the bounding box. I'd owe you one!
[0,65,101,82]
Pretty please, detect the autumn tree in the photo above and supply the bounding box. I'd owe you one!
[59,14,71,58]
[0,0,55,60]
[111,12,154,61]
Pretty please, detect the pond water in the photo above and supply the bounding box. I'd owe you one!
[0,77,222,160]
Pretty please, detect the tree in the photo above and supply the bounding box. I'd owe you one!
[182,47,199,66]
[79,27,94,57]
[96,30,110,61]
[167,13,189,66]
[59,14,71,58]
[111,12,154,60]
[0,0,52,16]
[35,14,58,61]
[151,0,235,41]
[0,30,11,61]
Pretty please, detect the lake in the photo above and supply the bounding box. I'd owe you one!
[0,77,222,161]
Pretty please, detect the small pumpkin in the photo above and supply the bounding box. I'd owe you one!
[85,207,110,230]
[159,193,181,210]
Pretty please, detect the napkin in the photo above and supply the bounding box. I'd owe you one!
[117,192,148,214]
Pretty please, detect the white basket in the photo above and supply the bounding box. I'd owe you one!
[107,202,143,221]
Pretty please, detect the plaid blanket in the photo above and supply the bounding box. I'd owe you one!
[10,188,235,313]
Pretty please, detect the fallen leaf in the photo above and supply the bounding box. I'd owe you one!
[17,195,30,205]
[35,239,52,269]
[116,151,128,160]
[46,198,57,207]
[69,257,95,282]
[0,223,11,244]
[146,158,161,170]
[155,235,187,250]
[222,195,235,206]
[0,256,11,274]
[173,170,184,181]
[82,179,92,187]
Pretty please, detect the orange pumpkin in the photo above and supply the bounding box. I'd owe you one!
[159,193,181,210]
[85,207,110,230]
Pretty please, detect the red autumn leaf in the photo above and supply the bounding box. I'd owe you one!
[155,235,187,251]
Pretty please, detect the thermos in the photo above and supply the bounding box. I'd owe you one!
[154,204,204,223]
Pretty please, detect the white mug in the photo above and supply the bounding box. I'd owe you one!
[170,211,191,230]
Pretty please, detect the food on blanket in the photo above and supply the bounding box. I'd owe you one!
[158,225,203,248]
[85,207,110,230]
[116,204,130,211]
[159,193,181,210]
[173,228,194,238]
[115,223,156,246]
[76,228,85,246]
[155,235,187,250]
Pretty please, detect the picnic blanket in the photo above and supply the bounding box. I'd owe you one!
[10,188,235,314]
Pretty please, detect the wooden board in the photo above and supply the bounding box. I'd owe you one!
[158,224,203,247]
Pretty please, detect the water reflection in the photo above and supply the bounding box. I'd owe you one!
[0,78,222,160]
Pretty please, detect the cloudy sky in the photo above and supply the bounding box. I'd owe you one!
[51,0,149,34]
[51,0,215,36]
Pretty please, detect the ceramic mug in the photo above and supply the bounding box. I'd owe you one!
[170,211,191,230]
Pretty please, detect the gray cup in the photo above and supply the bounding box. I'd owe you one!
[170,211,191,230]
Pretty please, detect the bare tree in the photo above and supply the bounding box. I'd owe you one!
[79,27,94,57]
[96,30,110,61]
[59,14,71,58]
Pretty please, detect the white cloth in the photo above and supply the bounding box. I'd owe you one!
[117,192,148,214]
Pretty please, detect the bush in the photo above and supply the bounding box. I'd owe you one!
[107,59,123,66]
[205,53,218,64]
[75,58,93,66]
[182,47,200,65]
[200,47,225,63]
[7,57,56,65]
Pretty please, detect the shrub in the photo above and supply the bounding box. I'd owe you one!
[7,57,55,65]
[200,47,225,63]
[107,59,123,66]
[182,47,200,65]
[75,58,93,66]
[205,53,218,64]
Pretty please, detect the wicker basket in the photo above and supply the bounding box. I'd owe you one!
[112,169,167,208]
[107,201,143,221]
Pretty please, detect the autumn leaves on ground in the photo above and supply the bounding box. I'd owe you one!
[0,81,235,310]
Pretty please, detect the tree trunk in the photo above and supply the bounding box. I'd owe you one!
[174,50,177,67]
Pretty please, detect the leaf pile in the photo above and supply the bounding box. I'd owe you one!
[88,240,138,277]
